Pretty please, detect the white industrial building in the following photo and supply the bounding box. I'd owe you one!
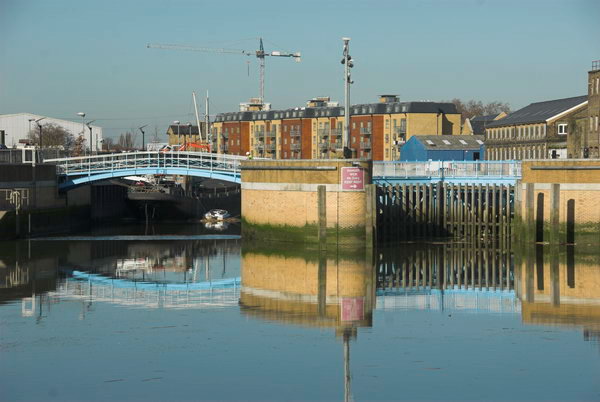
[0,113,103,152]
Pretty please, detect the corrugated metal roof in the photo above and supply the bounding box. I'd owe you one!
[486,96,587,128]
[412,135,485,150]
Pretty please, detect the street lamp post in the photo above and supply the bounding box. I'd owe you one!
[85,120,96,154]
[34,117,45,149]
[138,125,148,151]
[341,37,354,159]
[77,112,86,154]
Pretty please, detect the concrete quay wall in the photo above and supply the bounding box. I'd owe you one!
[240,159,372,245]
[515,159,600,245]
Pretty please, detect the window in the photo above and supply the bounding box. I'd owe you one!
[284,138,287,145]
[385,134,389,144]
[459,139,467,145]
[558,123,568,135]
[385,120,390,129]
[442,139,451,145]
[385,149,389,158]
[352,137,356,144]
[352,122,356,129]
[476,140,484,145]
[426,140,435,145]
[596,116,599,131]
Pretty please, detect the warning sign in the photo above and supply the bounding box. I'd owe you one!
[341,297,365,322]
[341,167,364,191]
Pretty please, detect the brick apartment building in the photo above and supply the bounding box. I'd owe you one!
[211,95,461,161]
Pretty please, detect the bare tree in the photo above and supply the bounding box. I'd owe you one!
[27,123,75,149]
[71,135,86,156]
[118,131,136,150]
[448,99,511,122]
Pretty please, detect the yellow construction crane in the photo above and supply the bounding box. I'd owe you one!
[147,38,301,105]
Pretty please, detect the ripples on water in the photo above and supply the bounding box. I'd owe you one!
[1,224,600,401]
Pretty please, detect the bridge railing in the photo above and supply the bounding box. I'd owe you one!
[373,160,522,179]
[44,151,248,178]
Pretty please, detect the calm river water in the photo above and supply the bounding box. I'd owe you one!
[1,223,599,401]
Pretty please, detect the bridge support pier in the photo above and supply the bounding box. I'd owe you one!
[240,159,372,246]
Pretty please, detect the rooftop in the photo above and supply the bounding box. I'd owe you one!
[486,96,587,128]
[410,135,485,150]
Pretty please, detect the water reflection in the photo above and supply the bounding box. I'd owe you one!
[2,233,600,400]
[377,241,517,313]
[517,244,600,344]
[240,243,374,402]
[0,237,241,318]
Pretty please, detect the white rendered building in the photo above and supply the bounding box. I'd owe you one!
[0,113,103,152]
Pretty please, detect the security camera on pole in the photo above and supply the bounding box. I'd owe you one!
[341,37,354,159]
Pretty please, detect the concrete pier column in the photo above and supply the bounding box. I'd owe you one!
[318,185,327,244]
[549,183,560,245]
[525,183,535,242]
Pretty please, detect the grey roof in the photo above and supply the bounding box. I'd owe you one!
[214,101,458,122]
[168,125,201,135]
[470,113,502,134]
[486,96,587,128]
[412,135,485,151]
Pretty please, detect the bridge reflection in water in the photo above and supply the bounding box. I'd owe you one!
[3,236,600,398]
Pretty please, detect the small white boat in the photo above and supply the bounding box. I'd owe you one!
[204,209,230,221]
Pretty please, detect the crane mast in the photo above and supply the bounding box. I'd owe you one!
[147,38,301,106]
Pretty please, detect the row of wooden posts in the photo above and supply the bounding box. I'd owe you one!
[375,182,514,242]
[377,241,514,291]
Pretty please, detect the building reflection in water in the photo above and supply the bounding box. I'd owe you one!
[239,244,375,402]
[517,244,600,345]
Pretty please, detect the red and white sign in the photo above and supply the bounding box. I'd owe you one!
[341,297,365,322]
[341,167,364,191]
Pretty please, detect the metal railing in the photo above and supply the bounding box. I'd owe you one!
[290,143,301,151]
[45,151,249,180]
[373,160,522,179]
[360,127,372,135]
[266,130,276,138]
[360,140,371,149]
[265,143,275,151]
[317,129,330,137]
[290,129,302,137]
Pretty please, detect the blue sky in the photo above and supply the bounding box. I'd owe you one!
[1,0,599,140]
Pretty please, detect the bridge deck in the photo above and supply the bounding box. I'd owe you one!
[45,151,247,189]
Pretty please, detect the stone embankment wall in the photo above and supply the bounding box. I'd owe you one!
[515,160,600,245]
[241,159,372,245]
[0,164,128,239]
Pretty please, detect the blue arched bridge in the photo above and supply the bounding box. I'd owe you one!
[45,151,246,190]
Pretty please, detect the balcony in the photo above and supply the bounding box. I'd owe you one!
[318,142,330,149]
[332,140,342,148]
[256,144,264,151]
[317,129,330,137]
[291,143,301,151]
[393,126,406,136]
[290,129,302,137]
[360,127,372,135]
[265,143,275,152]
[332,127,343,137]
[360,140,371,149]
[266,130,276,138]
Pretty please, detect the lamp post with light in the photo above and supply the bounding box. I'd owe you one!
[341,37,354,159]
[85,120,96,154]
